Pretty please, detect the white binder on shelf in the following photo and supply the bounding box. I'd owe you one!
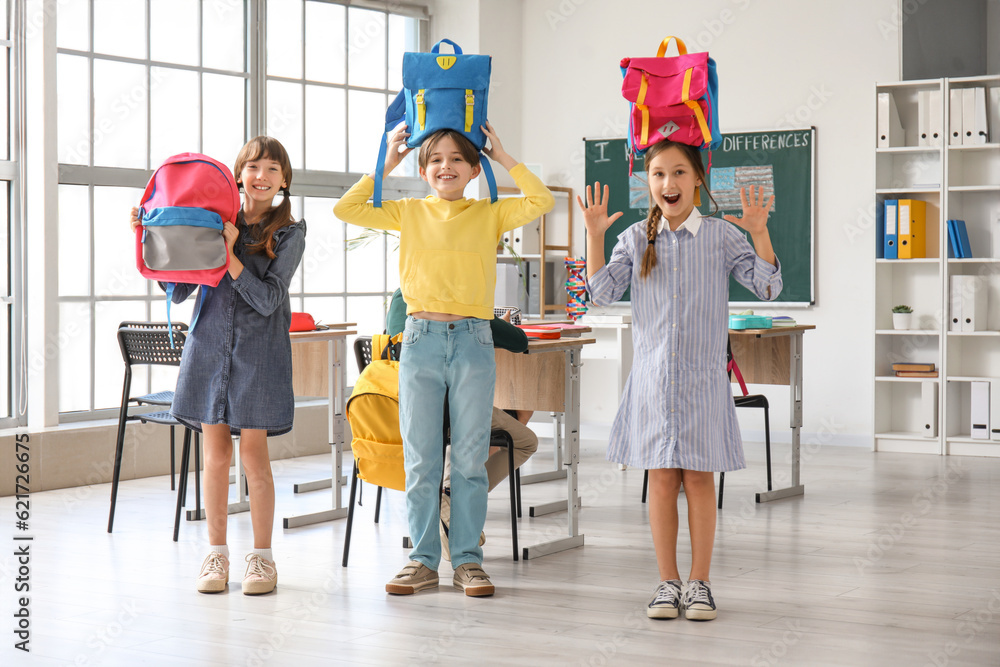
[495,262,520,308]
[949,275,964,332]
[991,379,1000,441]
[928,89,943,147]
[972,87,989,145]
[918,90,931,147]
[953,274,989,332]
[921,381,938,438]
[949,89,964,145]
[877,92,904,148]
[971,380,990,439]
[962,87,988,146]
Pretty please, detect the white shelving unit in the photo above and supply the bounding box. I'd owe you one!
[873,75,1000,457]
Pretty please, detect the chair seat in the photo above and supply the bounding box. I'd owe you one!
[134,390,175,406]
[135,410,181,426]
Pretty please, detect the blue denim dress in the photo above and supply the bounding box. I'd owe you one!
[168,218,306,436]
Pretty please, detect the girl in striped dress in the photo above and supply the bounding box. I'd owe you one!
[580,140,781,621]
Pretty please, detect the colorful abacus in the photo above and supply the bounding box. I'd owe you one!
[565,257,588,321]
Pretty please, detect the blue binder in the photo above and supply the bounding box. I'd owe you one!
[883,200,898,259]
[953,219,972,258]
[947,219,960,258]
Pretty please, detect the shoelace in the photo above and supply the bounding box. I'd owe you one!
[201,553,227,577]
[684,581,713,606]
[653,582,680,604]
[244,554,275,580]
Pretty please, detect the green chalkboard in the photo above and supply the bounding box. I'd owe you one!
[584,130,815,305]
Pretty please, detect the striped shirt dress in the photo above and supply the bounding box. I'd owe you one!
[587,212,782,472]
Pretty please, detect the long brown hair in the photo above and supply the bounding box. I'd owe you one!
[233,136,295,258]
[639,141,718,279]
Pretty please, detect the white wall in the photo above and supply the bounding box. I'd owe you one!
[475,0,903,446]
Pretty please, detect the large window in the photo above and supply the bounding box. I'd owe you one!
[56,0,426,419]
[266,0,424,385]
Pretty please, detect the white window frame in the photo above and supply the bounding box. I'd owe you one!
[52,0,428,422]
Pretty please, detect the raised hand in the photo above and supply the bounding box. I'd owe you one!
[383,123,413,175]
[481,122,516,171]
[723,185,774,236]
[577,182,624,237]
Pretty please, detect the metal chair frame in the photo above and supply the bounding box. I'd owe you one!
[107,322,200,541]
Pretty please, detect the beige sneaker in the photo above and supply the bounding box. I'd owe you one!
[386,560,439,595]
[242,554,277,596]
[196,551,229,593]
[439,491,486,563]
[452,562,494,597]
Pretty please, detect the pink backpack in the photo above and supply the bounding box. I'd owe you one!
[136,153,241,341]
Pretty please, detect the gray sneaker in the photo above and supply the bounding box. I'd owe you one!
[647,579,682,619]
[440,490,485,562]
[681,579,717,620]
[452,562,495,597]
[385,561,439,595]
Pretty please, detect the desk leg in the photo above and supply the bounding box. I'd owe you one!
[524,348,585,559]
[520,412,568,486]
[757,331,805,503]
[284,338,350,528]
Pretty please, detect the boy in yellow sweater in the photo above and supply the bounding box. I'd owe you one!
[334,122,553,596]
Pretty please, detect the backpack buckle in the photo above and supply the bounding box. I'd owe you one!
[464,90,475,132]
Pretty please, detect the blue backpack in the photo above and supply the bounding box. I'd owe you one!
[373,39,497,207]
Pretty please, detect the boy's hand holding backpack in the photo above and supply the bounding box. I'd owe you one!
[373,38,498,206]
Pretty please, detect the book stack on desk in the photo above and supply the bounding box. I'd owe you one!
[893,362,938,378]
[771,316,797,327]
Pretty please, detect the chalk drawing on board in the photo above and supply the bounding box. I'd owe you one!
[628,171,649,210]
[710,165,777,212]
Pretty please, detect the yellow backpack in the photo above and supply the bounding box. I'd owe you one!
[346,334,406,492]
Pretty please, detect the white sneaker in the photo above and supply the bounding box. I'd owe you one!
[647,579,682,619]
[681,579,717,620]
[196,551,229,594]
[242,554,277,596]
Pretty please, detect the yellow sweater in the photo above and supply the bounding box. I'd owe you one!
[334,164,554,319]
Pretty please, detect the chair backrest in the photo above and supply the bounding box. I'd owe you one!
[354,336,373,374]
[118,323,187,368]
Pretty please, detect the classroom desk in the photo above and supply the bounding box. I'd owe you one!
[184,326,356,523]
[494,335,596,559]
[728,324,814,503]
[282,326,356,529]
[511,322,591,487]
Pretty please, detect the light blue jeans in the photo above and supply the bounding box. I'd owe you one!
[398,316,495,569]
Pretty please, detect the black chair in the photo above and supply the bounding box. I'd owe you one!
[343,336,522,565]
[108,322,200,542]
[641,338,772,509]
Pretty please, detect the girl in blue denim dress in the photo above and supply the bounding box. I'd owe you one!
[130,136,305,596]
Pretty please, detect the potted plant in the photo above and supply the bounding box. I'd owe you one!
[892,304,913,330]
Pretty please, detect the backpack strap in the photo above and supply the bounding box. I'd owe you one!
[164,283,176,348]
[479,153,498,203]
[373,91,408,208]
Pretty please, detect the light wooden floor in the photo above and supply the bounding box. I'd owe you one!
[3,437,1000,666]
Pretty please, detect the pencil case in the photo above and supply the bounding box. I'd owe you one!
[728,315,772,330]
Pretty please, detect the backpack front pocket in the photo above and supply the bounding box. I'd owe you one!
[141,206,227,272]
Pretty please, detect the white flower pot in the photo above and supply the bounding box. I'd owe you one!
[892,312,913,330]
